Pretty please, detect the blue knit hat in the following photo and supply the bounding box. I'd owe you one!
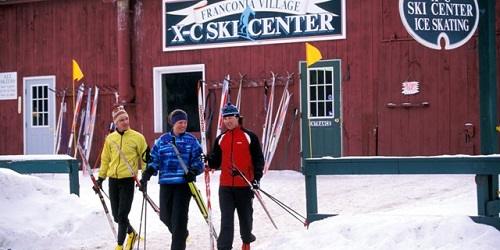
[168,109,188,125]
[222,103,239,117]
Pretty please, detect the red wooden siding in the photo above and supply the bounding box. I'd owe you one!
[0,0,499,172]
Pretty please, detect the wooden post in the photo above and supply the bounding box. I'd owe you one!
[477,0,498,217]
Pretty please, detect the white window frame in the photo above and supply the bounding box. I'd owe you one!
[307,67,335,119]
[152,64,205,133]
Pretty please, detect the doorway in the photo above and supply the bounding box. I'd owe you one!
[300,60,342,158]
[23,76,56,154]
[153,64,205,133]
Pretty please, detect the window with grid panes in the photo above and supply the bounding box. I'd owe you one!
[32,85,49,126]
[308,68,334,118]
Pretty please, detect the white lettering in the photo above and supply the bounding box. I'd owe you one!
[431,18,469,31]
[309,120,332,127]
[168,13,338,44]
[319,13,335,31]
[206,22,218,40]
[261,17,274,36]
[248,19,262,36]
[171,26,185,43]
[414,17,430,31]
[189,24,203,41]
[275,16,290,35]
[217,21,238,39]
[305,14,319,32]
[431,2,473,17]
[407,2,427,15]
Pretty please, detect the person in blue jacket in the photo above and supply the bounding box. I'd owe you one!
[139,109,204,250]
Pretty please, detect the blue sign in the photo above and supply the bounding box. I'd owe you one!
[399,0,479,50]
[163,0,345,51]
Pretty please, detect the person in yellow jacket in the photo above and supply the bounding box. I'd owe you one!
[96,105,149,250]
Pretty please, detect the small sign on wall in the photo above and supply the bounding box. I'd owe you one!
[0,72,17,100]
[402,81,419,95]
[309,120,332,127]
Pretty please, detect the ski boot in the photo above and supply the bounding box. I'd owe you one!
[242,234,255,250]
[115,245,123,250]
[124,231,138,250]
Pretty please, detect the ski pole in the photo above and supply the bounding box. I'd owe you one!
[231,164,278,230]
[137,192,147,250]
[144,195,147,250]
[258,188,309,228]
[88,145,112,199]
[170,137,219,240]
[77,144,117,239]
[81,137,142,241]
[109,140,161,214]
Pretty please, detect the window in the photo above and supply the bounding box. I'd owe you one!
[308,67,334,118]
[31,85,49,126]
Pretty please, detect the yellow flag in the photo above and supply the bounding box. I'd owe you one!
[72,59,84,81]
[305,42,322,67]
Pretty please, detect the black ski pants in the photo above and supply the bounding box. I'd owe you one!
[159,183,191,250]
[217,186,255,250]
[109,177,135,245]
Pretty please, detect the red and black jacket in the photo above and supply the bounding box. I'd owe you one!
[208,126,264,187]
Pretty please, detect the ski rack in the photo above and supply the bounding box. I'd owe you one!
[201,72,295,90]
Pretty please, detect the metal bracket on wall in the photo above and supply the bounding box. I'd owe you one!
[386,101,429,109]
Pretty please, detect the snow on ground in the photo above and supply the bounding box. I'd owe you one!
[0,168,499,250]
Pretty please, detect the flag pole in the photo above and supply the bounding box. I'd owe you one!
[72,78,76,155]
[71,59,84,156]
[304,43,323,157]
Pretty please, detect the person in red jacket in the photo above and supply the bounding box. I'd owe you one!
[208,103,264,250]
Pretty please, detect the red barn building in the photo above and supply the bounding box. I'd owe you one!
[0,0,499,171]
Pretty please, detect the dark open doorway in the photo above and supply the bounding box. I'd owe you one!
[162,72,202,132]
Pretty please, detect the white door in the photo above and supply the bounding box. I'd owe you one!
[24,76,56,154]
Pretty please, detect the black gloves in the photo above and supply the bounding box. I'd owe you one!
[251,179,260,190]
[184,170,197,182]
[142,147,151,164]
[139,167,154,192]
[139,178,148,192]
[93,177,105,193]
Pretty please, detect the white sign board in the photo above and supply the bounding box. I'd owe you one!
[402,81,419,95]
[0,72,17,100]
[163,0,346,51]
[309,120,332,127]
[399,0,479,50]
